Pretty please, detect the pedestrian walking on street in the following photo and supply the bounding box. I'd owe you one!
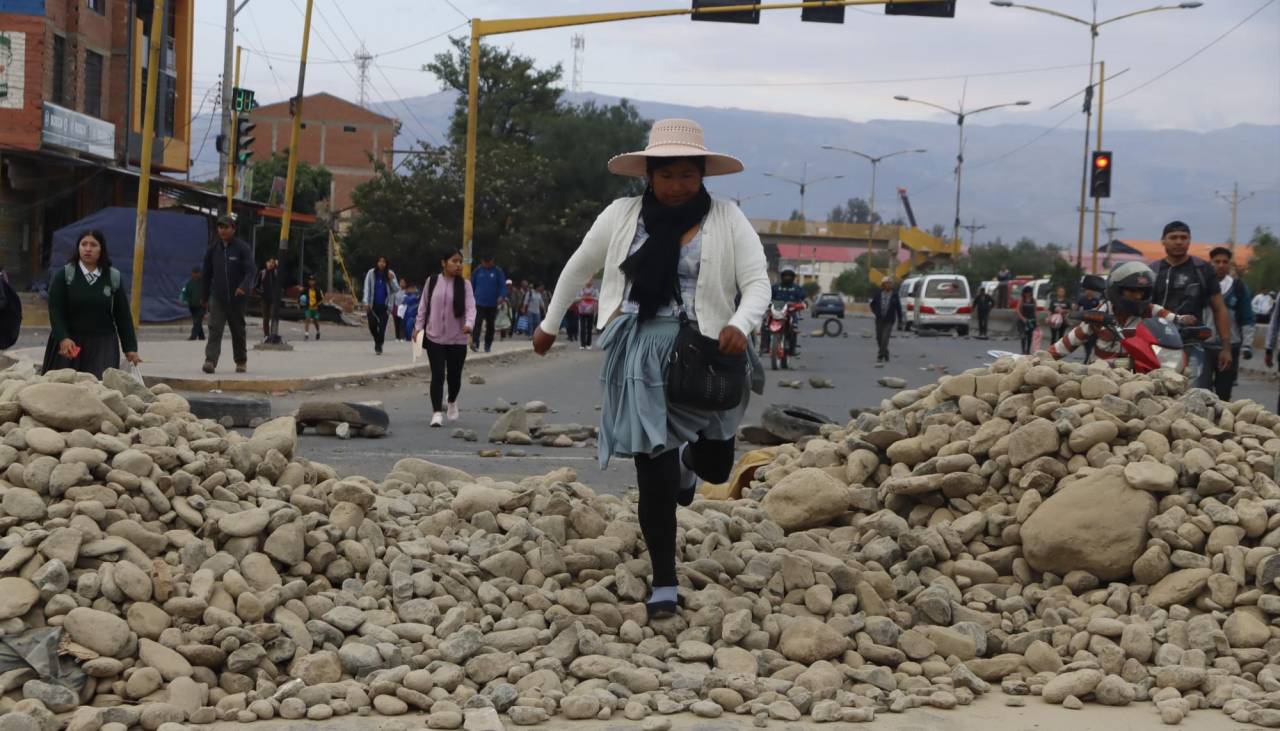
[533,118,769,620]
[470,254,507,353]
[521,284,547,337]
[870,278,901,362]
[42,229,141,378]
[1016,285,1038,355]
[392,277,409,341]
[302,275,324,341]
[1047,286,1071,343]
[256,257,282,342]
[1151,221,1233,389]
[575,279,600,349]
[180,267,205,341]
[1208,247,1254,401]
[996,265,1012,309]
[973,288,994,338]
[400,283,421,342]
[495,292,513,341]
[202,214,255,373]
[363,257,400,355]
[1265,301,1280,412]
[415,249,476,428]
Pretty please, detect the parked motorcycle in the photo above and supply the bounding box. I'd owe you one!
[765,301,805,371]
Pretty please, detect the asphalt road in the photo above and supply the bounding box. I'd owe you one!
[255,316,1278,494]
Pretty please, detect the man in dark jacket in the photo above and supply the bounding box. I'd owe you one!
[870,278,902,362]
[974,289,995,338]
[470,254,507,353]
[256,257,282,343]
[202,214,256,373]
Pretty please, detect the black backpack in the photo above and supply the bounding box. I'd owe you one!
[0,277,23,350]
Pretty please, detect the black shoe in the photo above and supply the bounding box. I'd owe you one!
[646,599,677,620]
[375,348,383,355]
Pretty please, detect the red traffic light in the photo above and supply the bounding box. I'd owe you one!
[1094,154,1111,170]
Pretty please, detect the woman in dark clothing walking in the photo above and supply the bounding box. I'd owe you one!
[43,229,140,377]
[533,119,769,619]
[1016,285,1038,355]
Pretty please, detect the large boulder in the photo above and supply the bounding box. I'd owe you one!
[18,382,123,431]
[394,458,473,487]
[248,416,297,459]
[761,468,849,532]
[1022,467,1157,581]
[1007,418,1060,467]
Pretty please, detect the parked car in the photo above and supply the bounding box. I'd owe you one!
[912,274,972,335]
[899,276,921,331]
[812,292,845,319]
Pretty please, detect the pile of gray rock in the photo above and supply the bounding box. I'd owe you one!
[0,354,1277,730]
[487,403,596,449]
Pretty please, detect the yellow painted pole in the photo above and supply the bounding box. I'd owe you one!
[460,0,926,271]
[130,0,166,329]
[1090,60,1104,275]
[226,45,242,214]
[462,23,480,280]
[280,0,315,253]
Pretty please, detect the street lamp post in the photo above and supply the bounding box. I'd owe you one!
[764,163,844,224]
[728,191,772,209]
[820,145,926,281]
[893,95,1029,250]
[990,1,1202,268]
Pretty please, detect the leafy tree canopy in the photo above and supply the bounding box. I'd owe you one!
[827,198,879,225]
[1244,227,1279,295]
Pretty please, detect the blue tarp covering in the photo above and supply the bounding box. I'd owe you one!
[0,1,46,15]
[50,207,214,323]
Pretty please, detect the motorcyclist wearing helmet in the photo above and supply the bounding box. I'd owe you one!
[1048,261,1176,362]
[763,267,806,356]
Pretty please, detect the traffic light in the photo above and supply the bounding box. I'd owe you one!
[235,117,256,166]
[885,1,956,17]
[1090,151,1112,198]
[802,3,845,23]
[692,0,760,24]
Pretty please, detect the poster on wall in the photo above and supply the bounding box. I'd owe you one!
[0,31,25,110]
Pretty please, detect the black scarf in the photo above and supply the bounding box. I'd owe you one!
[619,185,712,321]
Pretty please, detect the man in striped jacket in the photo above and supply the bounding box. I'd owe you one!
[1048,262,1177,362]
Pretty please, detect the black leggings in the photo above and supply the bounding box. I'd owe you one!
[634,437,735,588]
[368,304,389,350]
[425,339,467,411]
[579,313,595,347]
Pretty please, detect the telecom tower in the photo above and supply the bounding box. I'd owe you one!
[571,34,585,93]
[355,44,374,107]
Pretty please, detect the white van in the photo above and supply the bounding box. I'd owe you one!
[912,274,972,335]
[899,276,921,331]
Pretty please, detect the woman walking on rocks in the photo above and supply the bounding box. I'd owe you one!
[533,119,769,619]
[415,249,475,428]
[42,229,141,377]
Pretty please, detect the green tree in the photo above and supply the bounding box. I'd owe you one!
[1244,227,1279,294]
[345,41,648,286]
[957,238,1074,293]
[246,153,334,287]
[827,198,878,225]
[788,209,805,222]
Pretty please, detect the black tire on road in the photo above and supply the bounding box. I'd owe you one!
[761,403,836,443]
[822,318,844,338]
[957,325,970,337]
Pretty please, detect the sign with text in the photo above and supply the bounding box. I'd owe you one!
[233,86,255,112]
[42,102,115,159]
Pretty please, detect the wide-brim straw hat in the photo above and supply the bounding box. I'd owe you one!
[607,118,744,178]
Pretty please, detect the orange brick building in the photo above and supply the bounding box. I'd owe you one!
[248,92,397,221]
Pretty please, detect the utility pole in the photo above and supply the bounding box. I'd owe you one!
[961,220,986,250]
[219,0,234,190]
[355,44,373,107]
[225,45,242,214]
[1215,182,1255,249]
[1103,212,1122,268]
[1090,60,1105,273]
[570,34,585,93]
[131,0,166,328]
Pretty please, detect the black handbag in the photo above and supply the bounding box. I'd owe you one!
[665,288,747,412]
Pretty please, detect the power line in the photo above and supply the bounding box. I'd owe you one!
[1110,0,1276,105]
[244,6,289,98]
[968,111,1077,170]
[584,61,1091,88]
[443,0,470,21]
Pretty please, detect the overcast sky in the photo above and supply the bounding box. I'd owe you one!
[193,0,1279,134]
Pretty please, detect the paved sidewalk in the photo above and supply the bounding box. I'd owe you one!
[8,335,544,393]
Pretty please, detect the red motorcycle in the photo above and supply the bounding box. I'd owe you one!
[1072,310,1211,374]
[765,301,805,371]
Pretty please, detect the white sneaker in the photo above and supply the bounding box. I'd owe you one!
[447,402,459,422]
[430,412,444,427]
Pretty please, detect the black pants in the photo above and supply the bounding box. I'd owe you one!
[1209,344,1240,401]
[189,306,205,340]
[206,297,247,366]
[1020,322,1034,355]
[579,313,595,348]
[1051,324,1069,343]
[875,318,894,360]
[425,339,467,411]
[368,304,389,352]
[393,314,405,341]
[565,311,579,342]
[472,306,497,350]
[977,310,990,337]
[634,437,735,588]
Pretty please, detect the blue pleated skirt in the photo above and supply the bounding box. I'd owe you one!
[597,314,762,469]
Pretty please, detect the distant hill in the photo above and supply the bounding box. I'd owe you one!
[188,90,1280,247]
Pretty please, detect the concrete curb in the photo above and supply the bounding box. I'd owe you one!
[143,343,559,394]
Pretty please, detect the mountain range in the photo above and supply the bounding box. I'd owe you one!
[188,90,1280,248]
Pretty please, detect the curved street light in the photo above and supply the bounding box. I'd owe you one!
[893,95,1030,248]
[763,163,844,223]
[990,0,1203,269]
[820,145,928,279]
